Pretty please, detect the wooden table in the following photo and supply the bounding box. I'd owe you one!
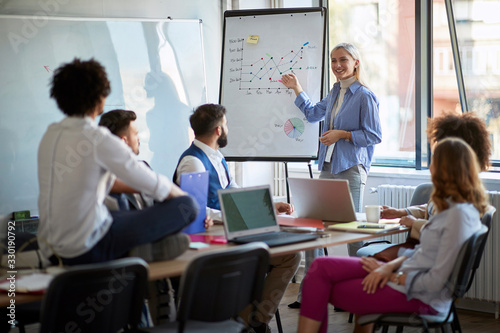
[148,224,407,280]
[1,224,407,307]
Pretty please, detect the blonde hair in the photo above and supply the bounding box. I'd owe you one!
[430,137,488,215]
[331,42,368,88]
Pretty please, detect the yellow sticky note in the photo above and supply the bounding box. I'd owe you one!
[247,35,259,44]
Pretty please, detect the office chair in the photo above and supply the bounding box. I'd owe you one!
[148,242,270,333]
[356,182,433,257]
[39,257,148,333]
[348,183,434,323]
[450,205,495,333]
[357,224,489,333]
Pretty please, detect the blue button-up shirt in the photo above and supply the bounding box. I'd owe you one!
[295,80,382,174]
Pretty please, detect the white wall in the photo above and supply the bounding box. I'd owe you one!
[0,0,223,103]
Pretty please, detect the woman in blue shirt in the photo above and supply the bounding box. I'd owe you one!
[282,42,381,216]
[282,43,382,308]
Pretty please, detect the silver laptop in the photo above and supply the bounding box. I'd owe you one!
[218,185,319,247]
[288,178,357,222]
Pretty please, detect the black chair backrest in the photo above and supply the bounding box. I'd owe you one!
[480,204,495,229]
[447,225,488,299]
[39,257,148,333]
[476,205,495,268]
[409,183,433,206]
[465,205,496,291]
[176,242,270,324]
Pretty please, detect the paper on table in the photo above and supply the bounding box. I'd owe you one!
[189,242,211,250]
[377,218,401,224]
[355,213,400,224]
[0,273,54,294]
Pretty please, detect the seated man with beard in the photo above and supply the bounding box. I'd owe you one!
[174,103,301,333]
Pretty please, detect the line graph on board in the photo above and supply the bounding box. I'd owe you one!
[227,39,317,91]
[220,9,325,159]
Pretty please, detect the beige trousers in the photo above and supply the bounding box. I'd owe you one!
[240,252,302,325]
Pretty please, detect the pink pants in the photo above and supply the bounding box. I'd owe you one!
[300,257,437,333]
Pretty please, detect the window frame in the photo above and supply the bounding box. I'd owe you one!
[445,0,499,169]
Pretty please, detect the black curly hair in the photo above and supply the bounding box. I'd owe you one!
[50,58,110,116]
[427,112,491,171]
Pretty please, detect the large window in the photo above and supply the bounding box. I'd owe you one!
[328,0,416,167]
[433,0,461,119]
[451,0,500,165]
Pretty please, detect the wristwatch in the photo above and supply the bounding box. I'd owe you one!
[394,271,404,285]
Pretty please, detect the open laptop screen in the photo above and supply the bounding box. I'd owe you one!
[219,186,279,237]
[287,178,357,222]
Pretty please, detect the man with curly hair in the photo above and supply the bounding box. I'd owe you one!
[37,58,198,266]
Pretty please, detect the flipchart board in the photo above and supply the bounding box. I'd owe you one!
[219,8,326,161]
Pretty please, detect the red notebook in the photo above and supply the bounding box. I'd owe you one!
[189,234,226,243]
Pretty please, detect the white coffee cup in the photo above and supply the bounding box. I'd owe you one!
[365,205,381,223]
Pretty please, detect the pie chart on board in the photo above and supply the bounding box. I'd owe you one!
[284,118,305,139]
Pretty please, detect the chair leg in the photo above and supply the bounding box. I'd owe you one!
[348,313,354,323]
[323,247,328,256]
[441,323,453,333]
[396,326,404,333]
[451,304,462,333]
[275,309,283,333]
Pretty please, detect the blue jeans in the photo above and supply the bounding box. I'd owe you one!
[54,196,198,265]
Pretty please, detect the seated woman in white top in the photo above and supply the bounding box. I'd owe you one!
[297,137,488,333]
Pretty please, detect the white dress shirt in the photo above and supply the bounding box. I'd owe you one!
[37,116,172,258]
[175,139,238,221]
